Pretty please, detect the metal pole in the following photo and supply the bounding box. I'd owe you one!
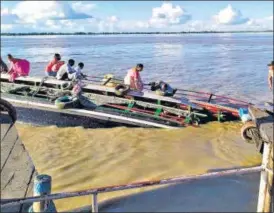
[92,193,98,213]
[30,174,56,212]
[257,142,271,212]
[263,141,273,212]
[1,166,262,208]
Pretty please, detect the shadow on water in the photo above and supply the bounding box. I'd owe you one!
[70,171,260,212]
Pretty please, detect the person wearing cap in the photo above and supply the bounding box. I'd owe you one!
[124,64,144,92]
[268,60,274,90]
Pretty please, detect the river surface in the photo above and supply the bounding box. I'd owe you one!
[2,33,273,211]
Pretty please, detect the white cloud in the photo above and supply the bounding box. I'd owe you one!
[135,21,150,29]
[10,1,93,24]
[108,16,119,23]
[113,20,150,32]
[110,2,191,31]
[214,5,249,25]
[1,24,13,32]
[11,1,63,23]
[1,8,9,15]
[247,16,273,30]
[71,2,96,15]
[45,20,61,30]
[266,15,273,21]
[1,8,20,25]
[52,2,93,20]
[149,2,191,28]
[97,16,119,32]
[1,1,273,33]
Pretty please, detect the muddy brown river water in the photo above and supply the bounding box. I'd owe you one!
[17,121,261,211]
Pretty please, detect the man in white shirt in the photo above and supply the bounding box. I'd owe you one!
[56,59,76,80]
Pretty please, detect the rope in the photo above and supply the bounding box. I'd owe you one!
[32,77,48,97]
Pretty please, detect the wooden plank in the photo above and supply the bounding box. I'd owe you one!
[1,137,35,197]
[1,119,35,213]
[1,123,19,170]
[84,83,187,104]
[248,106,273,143]
[1,73,66,86]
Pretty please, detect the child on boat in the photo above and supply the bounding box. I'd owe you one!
[45,53,65,77]
[124,63,144,92]
[56,59,76,80]
[68,62,85,80]
[7,54,30,82]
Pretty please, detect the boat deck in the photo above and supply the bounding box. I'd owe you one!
[1,113,36,213]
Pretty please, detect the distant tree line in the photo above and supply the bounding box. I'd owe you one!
[1,30,273,36]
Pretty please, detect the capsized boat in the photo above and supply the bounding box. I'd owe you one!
[0,74,252,129]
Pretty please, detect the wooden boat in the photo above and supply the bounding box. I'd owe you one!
[0,74,252,129]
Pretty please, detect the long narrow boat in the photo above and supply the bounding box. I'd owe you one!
[0,74,252,129]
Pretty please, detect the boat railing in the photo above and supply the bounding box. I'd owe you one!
[0,148,271,213]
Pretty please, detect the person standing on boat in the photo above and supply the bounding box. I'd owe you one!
[45,53,65,77]
[124,64,144,92]
[268,60,274,91]
[7,54,30,82]
[0,57,9,73]
[56,59,76,80]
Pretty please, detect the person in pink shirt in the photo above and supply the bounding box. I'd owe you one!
[124,64,144,91]
[45,53,65,77]
[7,54,30,82]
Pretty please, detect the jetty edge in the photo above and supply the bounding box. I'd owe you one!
[248,106,273,212]
[239,105,273,212]
[1,99,37,213]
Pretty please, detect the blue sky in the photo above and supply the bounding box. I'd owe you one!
[1,1,273,32]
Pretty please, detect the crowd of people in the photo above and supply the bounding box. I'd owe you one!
[45,53,85,81]
[1,53,272,95]
[0,53,145,91]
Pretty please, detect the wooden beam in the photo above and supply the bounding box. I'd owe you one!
[249,106,273,212]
